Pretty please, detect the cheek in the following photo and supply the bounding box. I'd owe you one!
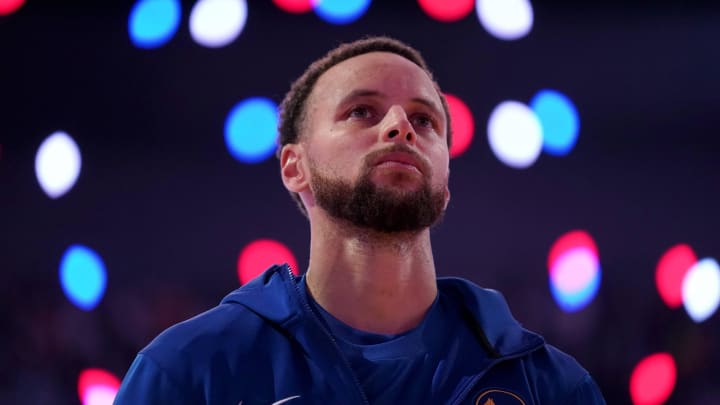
[431,155,451,186]
[312,133,373,175]
[309,147,358,180]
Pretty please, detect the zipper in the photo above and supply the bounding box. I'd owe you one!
[285,264,371,405]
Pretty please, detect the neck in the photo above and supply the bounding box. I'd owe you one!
[305,212,438,335]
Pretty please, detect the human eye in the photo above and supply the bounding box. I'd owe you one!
[347,105,374,120]
[411,113,436,130]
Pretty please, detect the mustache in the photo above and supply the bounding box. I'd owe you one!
[362,144,432,176]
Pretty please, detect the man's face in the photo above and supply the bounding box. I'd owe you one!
[299,51,450,233]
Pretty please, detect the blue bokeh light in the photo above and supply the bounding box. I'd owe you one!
[314,0,371,25]
[224,97,279,164]
[128,0,182,49]
[550,266,601,312]
[530,89,580,156]
[59,245,107,311]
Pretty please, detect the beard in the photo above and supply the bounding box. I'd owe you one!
[309,151,447,234]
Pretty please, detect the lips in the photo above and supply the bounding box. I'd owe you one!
[373,151,424,174]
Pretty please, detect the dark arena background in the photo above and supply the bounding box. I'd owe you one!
[2,0,720,404]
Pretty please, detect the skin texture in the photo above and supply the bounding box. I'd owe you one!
[280,52,451,335]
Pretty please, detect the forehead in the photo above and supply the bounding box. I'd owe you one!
[308,51,442,112]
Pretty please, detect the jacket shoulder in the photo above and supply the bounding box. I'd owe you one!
[524,344,605,404]
[131,267,298,388]
[142,299,266,367]
[115,301,270,404]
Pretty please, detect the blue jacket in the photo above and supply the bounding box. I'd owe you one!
[114,264,606,404]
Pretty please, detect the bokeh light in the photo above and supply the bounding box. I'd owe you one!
[551,248,598,294]
[60,245,107,311]
[189,0,248,48]
[237,239,299,285]
[313,0,371,25]
[128,0,181,49]
[476,0,534,40]
[629,353,676,405]
[0,0,24,16]
[35,131,82,199]
[656,243,697,309]
[78,368,120,405]
[548,230,601,312]
[547,229,598,269]
[445,93,475,158]
[224,97,279,164]
[418,0,474,22]
[487,100,542,169]
[549,247,601,312]
[273,0,313,13]
[530,89,580,156]
[84,386,118,405]
[682,257,720,323]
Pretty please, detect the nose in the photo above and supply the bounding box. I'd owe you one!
[380,106,416,145]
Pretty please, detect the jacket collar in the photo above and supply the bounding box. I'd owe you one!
[437,277,545,358]
[221,264,544,359]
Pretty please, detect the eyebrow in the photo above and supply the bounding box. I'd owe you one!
[337,88,444,120]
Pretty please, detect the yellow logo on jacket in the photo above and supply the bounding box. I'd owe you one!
[475,389,526,405]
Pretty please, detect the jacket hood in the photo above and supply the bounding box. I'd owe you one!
[221,264,544,358]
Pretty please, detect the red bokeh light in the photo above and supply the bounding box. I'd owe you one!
[655,243,697,309]
[630,353,676,405]
[272,0,313,14]
[445,93,475,158]
[0,0,24,16]
[417,0,474,22]
[547,230,598,271]
[77,368,120,403]
[237,239,299,285]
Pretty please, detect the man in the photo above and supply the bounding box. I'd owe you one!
[114,36,606,404]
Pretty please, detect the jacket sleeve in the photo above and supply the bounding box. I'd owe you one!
[564,373,606,405]
[113,353,195,405]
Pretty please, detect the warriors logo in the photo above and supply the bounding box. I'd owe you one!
[475,389,526,405]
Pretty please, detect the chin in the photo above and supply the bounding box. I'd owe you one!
[370,174,424,191]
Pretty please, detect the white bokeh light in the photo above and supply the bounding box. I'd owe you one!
[35,131,82,199]
[83,385,118,405]
[682,258,720,323]
[190,0,247,48]
[551,247,598,293]
[487,101,542,169]
[476,0,534,41]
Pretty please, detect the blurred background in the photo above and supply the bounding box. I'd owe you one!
[2,0,719,404]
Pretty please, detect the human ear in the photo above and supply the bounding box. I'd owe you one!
[280,144,309,193]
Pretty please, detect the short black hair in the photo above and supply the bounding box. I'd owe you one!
[277,36,451,216]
